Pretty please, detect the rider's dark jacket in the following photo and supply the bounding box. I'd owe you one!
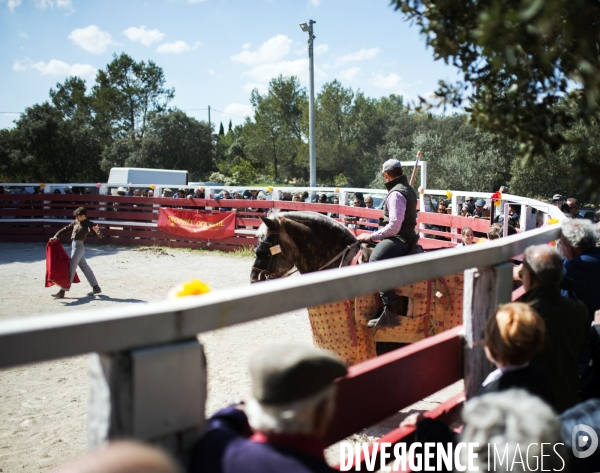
[379,174,417,238]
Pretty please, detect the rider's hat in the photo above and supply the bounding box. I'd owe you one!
[382,159,402,173]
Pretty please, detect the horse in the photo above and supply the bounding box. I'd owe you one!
[250,211,361,283]
[249,211,462,366]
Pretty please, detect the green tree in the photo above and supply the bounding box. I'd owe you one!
[244,75,307,180]
[218,122,225,136]
[122,110,213,180]
[391,0,600,201]
[91,53,174,140]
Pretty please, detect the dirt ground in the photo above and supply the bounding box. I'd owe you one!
[0,241,461,471]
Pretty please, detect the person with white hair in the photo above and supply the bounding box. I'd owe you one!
[191,343,347,473]
[560,219,600,321]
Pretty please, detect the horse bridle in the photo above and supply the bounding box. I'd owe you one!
[252,233,296,281]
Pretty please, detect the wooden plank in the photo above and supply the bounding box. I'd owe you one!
[419,238,456,249]
[418,213,490,233]
[463,263,513,398]
[0,225,560,369]
[336,392,466,471]
[325,326,463,444]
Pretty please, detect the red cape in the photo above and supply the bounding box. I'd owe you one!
[45,241,80,288]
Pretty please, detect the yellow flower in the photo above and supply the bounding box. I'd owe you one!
[548,218,560,225]
[418,185,425,194]
[494,200,501,207]
[150,184,155,190]
[334,187,340,193]
[267,186,273,193]
[168,279,211,299]
[476,237,487,244]
[445,190,452,199]
[39,183,45,188]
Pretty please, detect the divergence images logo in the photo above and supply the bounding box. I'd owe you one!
[572,424,599,459]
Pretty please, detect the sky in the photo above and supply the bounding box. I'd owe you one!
[0,0,462,131]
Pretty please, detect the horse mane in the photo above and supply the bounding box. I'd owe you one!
[277,211,357,242]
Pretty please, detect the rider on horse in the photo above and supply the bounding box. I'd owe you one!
[357,159,418,328]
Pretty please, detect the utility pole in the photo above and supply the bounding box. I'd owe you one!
[208,105,211,127]
[300,20,317,199]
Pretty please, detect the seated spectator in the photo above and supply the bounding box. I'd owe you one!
[354,192,365,208]
[162,188,173,198]
[243,189,259,200]
[352,196,364,208]
[218,190,232,211]
[560,219,600,321]
[133,189,141,197]
[480,302,555,409]
[301,191,309,202]
[456,226,475,247]
[317,193,328,204]
[194,187,205,199]
[148,190,154,197]
[53,440,181,473]
[142,189,148,197]
[116,187,126,197]
[460,202,474,217]
[292,193,302,202]
[517,244,589,412]
[566,198,583,219]
[191,343,347,473]
[282,192,293,201]
[53,189,62,194]
[487,222,517,240]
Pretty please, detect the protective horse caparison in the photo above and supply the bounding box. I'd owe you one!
[250,211,358,283]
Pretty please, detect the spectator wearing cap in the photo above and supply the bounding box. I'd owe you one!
[517,244,589,412]
[191,344,347,473]
[551,194,564,207]
[560,219,600,321]
[356,158,418,328]
[113,186,130,215]
[472,199,489,219]
[162,188,172,198]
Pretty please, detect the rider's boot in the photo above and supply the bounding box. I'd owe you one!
[367,298,407,328]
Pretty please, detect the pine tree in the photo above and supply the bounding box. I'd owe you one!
[218,122,225,136]
[228,119,232,133]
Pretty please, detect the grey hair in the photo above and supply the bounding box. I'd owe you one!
[523,244,563,287]
[560,219,598,252]
[460,390,565,473]
[245,384,337,435]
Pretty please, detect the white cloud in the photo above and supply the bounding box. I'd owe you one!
[18,31,28,38]
[371,72,405,93]
[315,44,328,55]
[309,0,320,5]
[188,0,209,3]
[337,47,380,65]
[14,58,97,80]
[156,40,201,54]
[223,103,253,119]
[68,25,114,54]
[34,0,72,9]
[338,67,360,82]
[123,26,165,46]
[5,0,21,11]
[231,34,292,66]
[242,42,252,49]
[242,58,326,86]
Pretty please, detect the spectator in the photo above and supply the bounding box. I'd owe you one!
[292,193,302,202]
[64,187,73,195]
[460,202,474,217]
[116,186,126,197]
[560,219,600,321]
[517,244,589,412]
[487,222,517,240]
[472,199,489,219]
[53,189,62,195]
[148,190,154,197]
[566,198,583,219]
[354,192,365,208]
[480,302,555,409]
[142,189,148,197]
[301,191,309,202]
[218,190,232,211]
[364,197,379,226]
[561,202,573,217]
[191,343,347,473]
[446,203,453,214]
[317,193,328,204]
[328,196,340,219]
[257,191,267,201]
[243,189,259,200]
[84,188,91,195]
[52,440,182,473]
[282,192,293,201]
[456,226,475,247]
[194,187,205,199]
[499,185,509,193]
[162,188,173,198]
[552,193,564,207]
[133,189,141,197]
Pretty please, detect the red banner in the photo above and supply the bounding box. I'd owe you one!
[158,208,236,239]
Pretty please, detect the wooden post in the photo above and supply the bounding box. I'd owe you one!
[520,205,536,231]
[463,263,513,398]
[88,338,207,463]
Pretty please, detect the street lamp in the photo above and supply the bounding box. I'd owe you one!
[300,20,316,198]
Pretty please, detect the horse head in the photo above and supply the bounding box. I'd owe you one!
[251,215,297,283]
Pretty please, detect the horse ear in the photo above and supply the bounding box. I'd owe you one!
[260,216,279,232]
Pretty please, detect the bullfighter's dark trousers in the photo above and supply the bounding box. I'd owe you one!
[369,235,414,308]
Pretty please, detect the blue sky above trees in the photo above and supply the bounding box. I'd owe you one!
[0,0,459,130]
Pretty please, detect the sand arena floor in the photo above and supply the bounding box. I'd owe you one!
[0,241,461,471]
